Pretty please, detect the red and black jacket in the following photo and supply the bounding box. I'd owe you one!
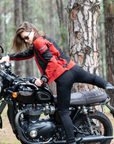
[8,37,75,84]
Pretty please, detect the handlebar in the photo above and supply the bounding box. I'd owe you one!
[0,62,48,90]
[0,47,49,91]
[0,62,19,79]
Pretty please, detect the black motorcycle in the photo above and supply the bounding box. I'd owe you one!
[0,45,114,144]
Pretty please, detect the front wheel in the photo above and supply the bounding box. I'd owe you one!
[74,111,113,144]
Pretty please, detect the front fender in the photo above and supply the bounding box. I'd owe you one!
[0,115,2,128]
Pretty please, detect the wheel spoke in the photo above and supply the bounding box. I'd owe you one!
[74,111,113,144]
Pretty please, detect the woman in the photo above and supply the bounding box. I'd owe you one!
[0,22,114,144]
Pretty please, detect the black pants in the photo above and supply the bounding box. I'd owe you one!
[55,64,107,143]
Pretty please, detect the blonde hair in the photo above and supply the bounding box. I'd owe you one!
[12,22,46,53]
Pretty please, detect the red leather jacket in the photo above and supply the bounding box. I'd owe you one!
[8,37,75,84]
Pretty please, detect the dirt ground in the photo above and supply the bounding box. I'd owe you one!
[0,112,114,144]
[106,113,114,144]
[0,114,21,144]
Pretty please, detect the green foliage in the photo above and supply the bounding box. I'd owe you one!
[104,0,114,14]
[60,23,68,37]
[98,0,107,79]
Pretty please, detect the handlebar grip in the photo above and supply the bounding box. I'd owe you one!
[0,46,4,53]
[41,75,49,83]
[29,78,36,84]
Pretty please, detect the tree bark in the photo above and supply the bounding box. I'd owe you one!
[14,0,22,77]
[103,0,114,106]
[67,0,100,92]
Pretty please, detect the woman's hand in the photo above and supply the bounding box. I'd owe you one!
[34,78,42,87]
[0,55,10,63]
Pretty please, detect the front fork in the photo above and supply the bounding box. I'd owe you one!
[0,100,7,128]
[7,101,17,132]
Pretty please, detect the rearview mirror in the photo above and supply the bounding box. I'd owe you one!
[0,46,4,54]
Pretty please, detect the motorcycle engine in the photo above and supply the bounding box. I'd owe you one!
[20,104,56,140]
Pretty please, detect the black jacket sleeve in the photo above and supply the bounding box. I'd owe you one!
[8,47,34,61]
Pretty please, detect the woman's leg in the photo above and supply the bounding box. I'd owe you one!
[55,70,76,144]
[71,65,114,91]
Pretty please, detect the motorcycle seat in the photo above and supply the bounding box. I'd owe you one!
[53,90,107,106]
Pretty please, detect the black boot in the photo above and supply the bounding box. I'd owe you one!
[105,82,114,94]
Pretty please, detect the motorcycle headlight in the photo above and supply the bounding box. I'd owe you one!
[30,130,38,138]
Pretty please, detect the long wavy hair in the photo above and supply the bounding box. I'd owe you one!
[11,22,46,53]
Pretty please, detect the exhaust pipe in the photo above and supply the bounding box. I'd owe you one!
[52,136,113,143]
[51,135,113,143]
[76,135,113,143]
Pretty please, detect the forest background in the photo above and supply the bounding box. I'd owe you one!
[0,0,113,104]
[1,0,114,143]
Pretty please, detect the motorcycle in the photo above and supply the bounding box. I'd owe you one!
[0,45,114,144]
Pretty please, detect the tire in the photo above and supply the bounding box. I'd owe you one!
[74,110,113,144]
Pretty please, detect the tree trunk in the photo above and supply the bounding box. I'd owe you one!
[22,0,28,21]
[14,0,22,77]
[67,0,100,92]
[56,0,68,55]
[48,0,56,95]
[49,0,55,39]
[4,3,8,55]
[0,0,2,45]
[40,1,46,32]
[103,0,114,106]
[21,0,34,77]
[56,0,64,25]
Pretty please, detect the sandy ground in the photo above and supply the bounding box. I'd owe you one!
[0,112,114,144]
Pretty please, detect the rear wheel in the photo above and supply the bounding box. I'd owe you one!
[74,111,113,144]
